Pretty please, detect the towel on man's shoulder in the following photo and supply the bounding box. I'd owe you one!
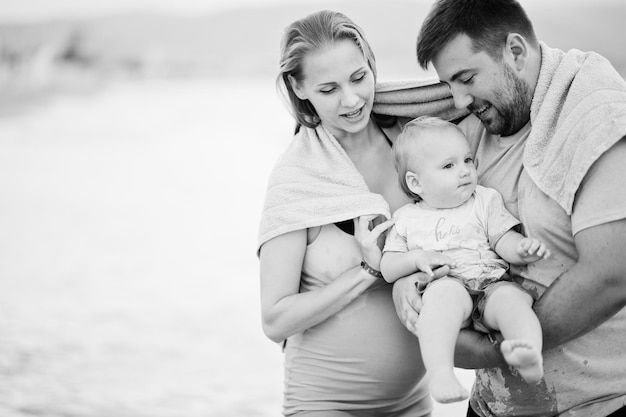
[257,125,390,253]
[525,42,626,214]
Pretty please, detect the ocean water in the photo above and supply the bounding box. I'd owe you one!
[0,78,473,417]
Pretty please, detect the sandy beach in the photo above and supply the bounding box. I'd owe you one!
[0,78,473,416]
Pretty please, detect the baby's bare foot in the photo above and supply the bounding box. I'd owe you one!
[501,339,544,383]
[428,369,469,403]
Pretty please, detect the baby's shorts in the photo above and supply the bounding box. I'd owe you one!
[470,279,533,333]
[418,276,533,334]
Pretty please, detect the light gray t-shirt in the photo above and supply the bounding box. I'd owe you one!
[459,114,626,417]
[384,186,518,288]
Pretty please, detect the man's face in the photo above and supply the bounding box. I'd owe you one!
[432,34,532,136]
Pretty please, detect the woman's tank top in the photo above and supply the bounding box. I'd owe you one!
[283,224,431,416]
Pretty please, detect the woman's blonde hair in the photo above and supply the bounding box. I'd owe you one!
[276,10,377,129]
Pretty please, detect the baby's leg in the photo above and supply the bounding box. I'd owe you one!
[417,278,473,403]
[483,284,543,383]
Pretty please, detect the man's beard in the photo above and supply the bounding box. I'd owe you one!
[473,64,532,136]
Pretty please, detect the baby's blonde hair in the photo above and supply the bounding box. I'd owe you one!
[392,116,464,200]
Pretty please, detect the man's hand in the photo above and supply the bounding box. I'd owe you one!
[392,266,507,370]
[392,266,450,335]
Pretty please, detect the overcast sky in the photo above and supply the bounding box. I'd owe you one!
[0,0,620,23]
[0,0,317,22]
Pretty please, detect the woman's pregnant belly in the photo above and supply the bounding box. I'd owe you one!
[284,284,426,407]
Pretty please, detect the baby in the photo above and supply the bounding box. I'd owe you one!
[380,116,550,403]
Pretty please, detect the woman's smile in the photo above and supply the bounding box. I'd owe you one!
[341,105,365,121]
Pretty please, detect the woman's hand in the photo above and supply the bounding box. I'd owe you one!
[392,267,451,335]
[354,215,394,271]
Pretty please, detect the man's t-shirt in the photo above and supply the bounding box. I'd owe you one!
[458,114,626,417]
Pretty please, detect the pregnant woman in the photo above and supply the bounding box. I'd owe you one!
[257,10,446,417]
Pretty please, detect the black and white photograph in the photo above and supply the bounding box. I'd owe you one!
[0,0,624,416]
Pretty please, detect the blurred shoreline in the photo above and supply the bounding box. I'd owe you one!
[0,79,287,417]
[1,0,624,120]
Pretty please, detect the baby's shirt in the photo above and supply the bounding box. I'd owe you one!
[384,185,520,287]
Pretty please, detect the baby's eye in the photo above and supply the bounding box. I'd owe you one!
[443,163,453,169]
[464,157,474,164]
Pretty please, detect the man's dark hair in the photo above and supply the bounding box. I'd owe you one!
[416,0,538,69]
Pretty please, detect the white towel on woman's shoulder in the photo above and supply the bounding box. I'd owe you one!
[257,125,390,253]
[525,43,626,214]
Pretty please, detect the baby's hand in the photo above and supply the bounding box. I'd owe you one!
[517,238,551,262]
[412,250,457,277]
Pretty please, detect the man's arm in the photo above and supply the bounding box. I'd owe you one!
[452,138,626,368]
[535,218,626,349]
[450,219,626,369]
[392,271,506,368]
[535,138,626,348]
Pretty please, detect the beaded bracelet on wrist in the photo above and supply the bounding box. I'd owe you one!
[360,260,384,279]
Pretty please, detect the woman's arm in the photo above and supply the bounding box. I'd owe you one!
[260,216,393,344]
[259,229,378,343]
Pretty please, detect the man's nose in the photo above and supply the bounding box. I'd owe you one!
[450,85,473,109]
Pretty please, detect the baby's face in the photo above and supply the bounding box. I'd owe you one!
[410,127,478,209]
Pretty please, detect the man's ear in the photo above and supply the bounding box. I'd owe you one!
[288,75,307,100]
[406,171,422,196]
[504,33,530,72]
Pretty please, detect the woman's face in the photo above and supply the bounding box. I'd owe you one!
[292,39,375,139]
